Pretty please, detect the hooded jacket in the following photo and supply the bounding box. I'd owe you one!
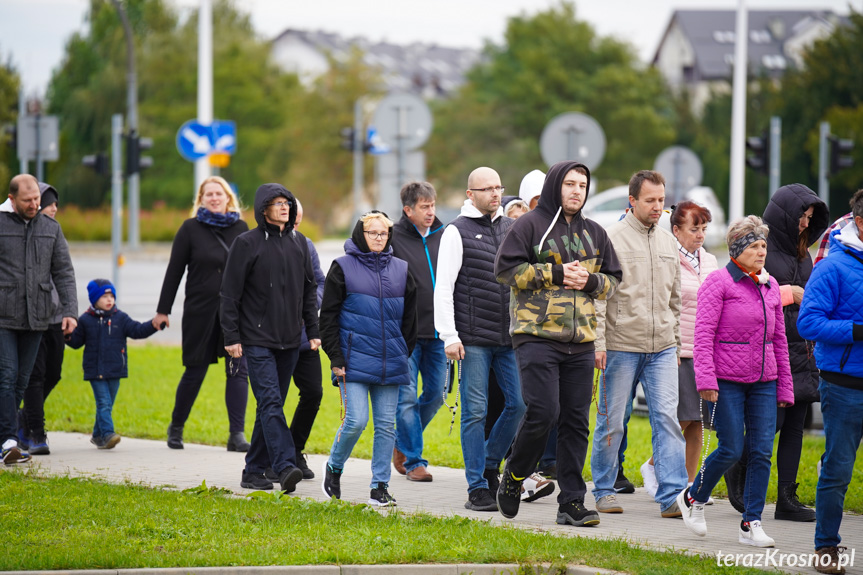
[39,183,64,325]
[391,214,444,339]
[798,223,863,389]
[762,183,829,402]
[434,199,513,347]
[495,161,622,350]
[319,217,418,384]
[0,187,77,331]
[219,184,319,349]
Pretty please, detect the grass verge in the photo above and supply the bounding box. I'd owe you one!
[0,471,766,574]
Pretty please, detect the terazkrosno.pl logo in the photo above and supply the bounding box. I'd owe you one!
[716,548,855,569]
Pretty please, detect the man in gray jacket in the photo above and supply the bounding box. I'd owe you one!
[590,170,687,518]
[1,174,77,464]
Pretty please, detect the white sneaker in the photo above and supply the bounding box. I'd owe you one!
[641,460,658,498]
[677,488,707,537]
[739,520,774,548]
[521,472,555,502]
[688,482,715,505]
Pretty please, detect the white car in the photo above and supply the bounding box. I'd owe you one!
[583,185,727,249]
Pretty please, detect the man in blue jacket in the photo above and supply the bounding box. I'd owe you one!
[220,183,320,495]
[391,181,445,482]
[798,188,863,575]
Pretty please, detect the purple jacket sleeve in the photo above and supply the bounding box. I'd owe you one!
[693,271,724,393]
[770,280,795,405]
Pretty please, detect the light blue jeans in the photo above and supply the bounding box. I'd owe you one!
[328,381,400,488]
[90,379,120,439]
[396,338,446,471]
[591,347,687,511]
[460,345,525,493]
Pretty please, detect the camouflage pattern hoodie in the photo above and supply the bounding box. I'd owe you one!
[494,161,622,350]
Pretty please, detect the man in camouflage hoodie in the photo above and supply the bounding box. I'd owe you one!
[494,161,622,526]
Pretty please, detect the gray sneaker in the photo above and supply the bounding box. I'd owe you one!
[595,494,623,513]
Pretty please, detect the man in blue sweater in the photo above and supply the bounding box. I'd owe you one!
[798,188,863,575]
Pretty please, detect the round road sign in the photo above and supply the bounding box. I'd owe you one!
[371,93,433,151]
[539,112,606,169]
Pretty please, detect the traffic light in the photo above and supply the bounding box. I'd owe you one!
[340,127,355,151]
[828,135,854,177]
[745,133,769,174]
[82,153,109,176]
[125,131,153,176]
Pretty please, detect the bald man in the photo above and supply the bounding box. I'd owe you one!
[434,167,526,512]
[1,174,77,464]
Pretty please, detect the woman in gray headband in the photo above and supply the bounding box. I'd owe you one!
[677,215,794,550]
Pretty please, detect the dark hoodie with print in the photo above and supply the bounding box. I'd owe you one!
[219,183,319,349]
[494,161,622,351]
[762,183,829,402]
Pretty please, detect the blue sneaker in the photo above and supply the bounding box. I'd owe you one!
[16,428,30,451]
[2,445,32,465]
[28,434,50,455]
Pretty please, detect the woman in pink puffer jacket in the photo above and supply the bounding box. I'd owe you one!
[677,215,794,549]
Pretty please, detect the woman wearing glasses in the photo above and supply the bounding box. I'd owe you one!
[154,176,250,452]
[319,211,418,506]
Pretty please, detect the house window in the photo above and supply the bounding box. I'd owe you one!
[713,30,736,43]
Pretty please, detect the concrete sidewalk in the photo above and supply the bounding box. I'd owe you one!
[13,432,863,574]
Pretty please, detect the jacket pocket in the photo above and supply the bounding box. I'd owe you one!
[36,283,52,321]
[0,282,17,319]
[717,340,750,377]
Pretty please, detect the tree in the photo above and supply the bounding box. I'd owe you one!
[0,56,20,186]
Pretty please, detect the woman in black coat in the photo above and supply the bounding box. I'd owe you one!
[725,183,828,521]
[154,176,250,451]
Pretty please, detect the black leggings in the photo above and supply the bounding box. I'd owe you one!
[22,324,65,436]
[287,349,323,453]
[170,358,249,432]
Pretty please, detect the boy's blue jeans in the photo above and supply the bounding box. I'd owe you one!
[90,379,120,438]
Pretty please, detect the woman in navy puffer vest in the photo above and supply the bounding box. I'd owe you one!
[319,211,417,506]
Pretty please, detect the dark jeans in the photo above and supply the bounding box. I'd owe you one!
[289,348,323,453]
[170,357,249,432]
[244,345,299,475]
[738,398,809,484]
[0,328,43,444]
[508,343,594,505]
[23,323,65,437]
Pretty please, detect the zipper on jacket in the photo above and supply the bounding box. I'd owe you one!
[648,228,656,352]
[840,344,852,371]
[377,255,387,383]
[422,235,439,339]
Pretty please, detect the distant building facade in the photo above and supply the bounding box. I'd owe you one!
[652,10,845,113]
[271,29,480,98]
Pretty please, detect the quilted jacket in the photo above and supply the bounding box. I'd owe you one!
[693,261,794,404]
[797,226,863,382]
[66,306,158,380]
[678,247,719,358]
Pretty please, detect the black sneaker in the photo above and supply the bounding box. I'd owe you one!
[296,452,315,480]
[241,470,274,490]
[614,466,636,494]
[464,488,498,512]
[101,433,121,449]
[483,467,500,493]
[278,466,303,494]
[264,467,278,482]
[557,500,600,527]
[496,463,524,519]
[321,461,342,499]
[368,482,397,507]
[90,435,105,448]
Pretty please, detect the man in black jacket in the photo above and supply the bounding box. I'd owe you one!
[390,182,446,482]
[220,183,320,494]
[1,174,77,465]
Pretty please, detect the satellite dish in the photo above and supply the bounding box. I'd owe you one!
[539,112,606,169]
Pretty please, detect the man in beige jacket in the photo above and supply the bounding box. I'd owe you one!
[590,170,688,518]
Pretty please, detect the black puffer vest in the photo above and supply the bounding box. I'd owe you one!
[451,214,513,346]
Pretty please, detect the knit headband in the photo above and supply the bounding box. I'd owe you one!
[728,231,766,259]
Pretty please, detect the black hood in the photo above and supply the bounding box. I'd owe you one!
[763,183,829,255]
[534,161,591,218]
[38,182,59,207]
[350,210,394,253]
[253,183,297,231]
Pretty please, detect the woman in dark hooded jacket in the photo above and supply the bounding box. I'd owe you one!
[724,183,828,522]
[319,211,417,507]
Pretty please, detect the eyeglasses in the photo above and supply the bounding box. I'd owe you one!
[269,201,291,208]
[364,231,389,240]
[469,186,505,194]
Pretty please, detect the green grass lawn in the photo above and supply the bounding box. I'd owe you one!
[0,471,767,574]
[44,344,853,512]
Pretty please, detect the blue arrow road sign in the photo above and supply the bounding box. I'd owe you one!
[176,120,237,162]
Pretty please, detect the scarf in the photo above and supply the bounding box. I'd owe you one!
[196,207,240,228]
[731,257,771,285]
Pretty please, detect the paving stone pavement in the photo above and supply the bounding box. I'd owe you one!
[14,432,863,574]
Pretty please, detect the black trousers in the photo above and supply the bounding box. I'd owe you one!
[288,348,323,453]
[23,323,65,437]
[171,357,249,432]
[508,342,594,505]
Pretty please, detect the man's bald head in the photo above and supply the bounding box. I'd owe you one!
[9,174,38,197]
[295,198,304,228]
[467,167,500,191]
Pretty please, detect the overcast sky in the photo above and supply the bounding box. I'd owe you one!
[0,0,857,96]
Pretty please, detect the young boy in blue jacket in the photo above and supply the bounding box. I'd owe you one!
[66,279,158,449]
